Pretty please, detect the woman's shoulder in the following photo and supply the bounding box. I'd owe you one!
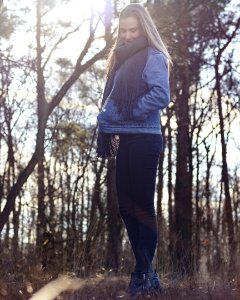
[146,47,168,68]
[147,47,166,58]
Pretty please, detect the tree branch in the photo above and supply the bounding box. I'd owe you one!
[42,22,84,70]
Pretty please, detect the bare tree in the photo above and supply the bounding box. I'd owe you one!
[0,0,113,232]
[105,158,123,273]
[213,14,240,265]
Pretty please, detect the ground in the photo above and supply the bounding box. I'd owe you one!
[0,271,239,300]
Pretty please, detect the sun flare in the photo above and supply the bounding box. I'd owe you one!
[48,0,107,24]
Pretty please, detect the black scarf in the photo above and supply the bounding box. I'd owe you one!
[97,36,149,158]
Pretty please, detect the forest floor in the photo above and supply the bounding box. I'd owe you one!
[0,270,240,300]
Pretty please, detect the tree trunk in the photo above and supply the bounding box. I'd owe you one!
[36,157,47,249]
[166,108,174,267]
[214,15,240,268]
[105,158,122,274]
[174,79,193,275]
[215,59,236,266]
[156,123,166,270]
[82,159,105,275]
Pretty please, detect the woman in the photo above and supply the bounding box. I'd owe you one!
[97,3,171,296]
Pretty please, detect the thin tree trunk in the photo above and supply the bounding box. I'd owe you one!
[36,157,46,248]
[174,79,193,275]
[82,159,105,275]
[12,200,21,259]
[156,122,166,261]
[105,158,122,273]
[166,108,174,269]
[195,134,200,272]
[215,58,236,266]
[214,15,240,268]
[157,124,166,220]
[232,169,239,238]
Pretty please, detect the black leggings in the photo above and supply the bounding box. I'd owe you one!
[116,133,162,273]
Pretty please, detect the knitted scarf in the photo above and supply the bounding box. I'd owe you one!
[97,36,149,158]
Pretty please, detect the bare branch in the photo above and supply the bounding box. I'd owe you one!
[49,42,110,114]
[42,22,84,70]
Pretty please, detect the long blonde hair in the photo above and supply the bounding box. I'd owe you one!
[106,3,172,77]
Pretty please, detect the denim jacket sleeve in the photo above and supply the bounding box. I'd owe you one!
[132,49,170,121]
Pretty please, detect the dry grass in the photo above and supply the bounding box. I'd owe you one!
[0,270,240,300]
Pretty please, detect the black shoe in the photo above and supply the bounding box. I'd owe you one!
[149,271,162,293]
[127,272,151,296]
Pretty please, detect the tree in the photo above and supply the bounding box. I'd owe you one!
[213,13,240,266]
[105,158,123,273]
[147,0,238,274]
[0,0,113,233]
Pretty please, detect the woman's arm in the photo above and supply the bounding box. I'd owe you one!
[132,50,170,121]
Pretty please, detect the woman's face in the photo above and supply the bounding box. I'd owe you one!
[119,16,142,43]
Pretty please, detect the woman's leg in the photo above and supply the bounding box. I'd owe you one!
[116,137,139,261]
[116,134,162,274]
[129,134,162,274]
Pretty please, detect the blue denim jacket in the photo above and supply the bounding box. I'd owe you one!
[97,47,170,135]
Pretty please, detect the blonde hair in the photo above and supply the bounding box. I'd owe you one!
[106,3,172,77]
